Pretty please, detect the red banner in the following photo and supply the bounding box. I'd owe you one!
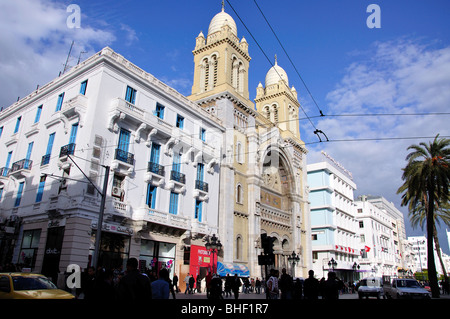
[189,245,213,279]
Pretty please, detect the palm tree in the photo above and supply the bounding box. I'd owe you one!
[397,134,450,298]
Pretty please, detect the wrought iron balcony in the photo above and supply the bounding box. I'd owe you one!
[147,162,165,176]
[115,148,134,165]
[195,180,209,192]
[170,170,186,184]
[60,143,76,157]
[11,159,33,172]
[41,154,51,166]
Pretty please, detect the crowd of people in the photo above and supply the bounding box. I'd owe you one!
[73,258,176,300]
[3,259,449,299]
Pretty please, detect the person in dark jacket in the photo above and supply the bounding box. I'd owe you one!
[303,270,320,300]
[117,258,152,301]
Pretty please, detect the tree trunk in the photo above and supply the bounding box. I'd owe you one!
[427,187,440,298]
[433,224,448,282]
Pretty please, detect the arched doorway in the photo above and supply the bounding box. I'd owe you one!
[259,147,297,272]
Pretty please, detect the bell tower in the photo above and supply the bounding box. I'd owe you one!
[255,56,301,139]
[188,4,252,108]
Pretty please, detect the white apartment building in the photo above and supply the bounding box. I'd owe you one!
[307,152,360,282]
[355,196,399,277]
[408,235,450,277]
[0,47,224,282]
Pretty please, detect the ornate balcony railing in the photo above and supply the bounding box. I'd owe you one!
[115,148,134,165]
[60,143,76,157]
[170,170,186,184]
[195,180,209,192]
[10,159,33,172]
[147,162,165,176]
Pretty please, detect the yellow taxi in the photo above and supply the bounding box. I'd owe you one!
[0,273,75,299]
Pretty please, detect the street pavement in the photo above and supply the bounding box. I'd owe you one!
[174,290,450,300]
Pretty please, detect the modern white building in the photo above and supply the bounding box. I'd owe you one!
[0,47,224,282]
[407,235,450,277]
[355,196,399,277]
[307,152,360,282]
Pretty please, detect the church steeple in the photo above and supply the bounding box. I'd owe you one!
[188,5,252,107]
[255,56,300,138]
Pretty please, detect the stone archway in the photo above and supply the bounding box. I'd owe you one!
[259,146,297,272]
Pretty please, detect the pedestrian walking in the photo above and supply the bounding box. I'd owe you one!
[184,273,190,294]
[232,274,242,299]
[117,258,152,301]
[173,273,179,293]
[266,269,279,299]
[189,274,195,294]
[209,274,223,299]
[255,277,261,294]
[322,271,343,300]
[279,268,293,299]
[224,274,232,297]
[151,268,170,299]
[303,270,320,300]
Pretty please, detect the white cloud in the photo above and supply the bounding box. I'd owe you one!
[306,39,450,209]
[0,0,116,108]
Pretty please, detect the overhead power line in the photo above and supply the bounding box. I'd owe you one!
[252,0,324,117]
[225,0,320,134]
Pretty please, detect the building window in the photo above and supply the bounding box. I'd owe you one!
[236,236,242,260]
[42,133,55,166]
[0,126,3,138]
[15,182,25,207]
[117,128,131,153]
[80,80,88,95]
[169,191,179,215]
[18,229,41,269]
[125,85,137,104]
[176,114,184,129]
[150,143,161,164]
[146,184,157,209]
[195,199,203,222]
[359,221,364,228]
[3,151,13,176]
[236,184,243,204]
[199,128,206,142]
[34,105,43,123]
[236,142,243,163]
[35,175,46,203]
[14,116,22,134]
[55,92,65,112]
[155,103,165,119]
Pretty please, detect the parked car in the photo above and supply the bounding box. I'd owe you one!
[383,278,431,299]
[357,277,384,299]
[0,273,75,299]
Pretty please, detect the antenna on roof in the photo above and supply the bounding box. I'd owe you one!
[62,40,75,75]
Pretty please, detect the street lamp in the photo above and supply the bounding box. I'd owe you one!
[328,258,337,271]
[287,251,300,277]
[205,234,222,274]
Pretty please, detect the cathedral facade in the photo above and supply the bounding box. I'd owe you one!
[188,6,311,278]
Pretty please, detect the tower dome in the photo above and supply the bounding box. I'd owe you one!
[265,59,289,87]
[208,7,238,36]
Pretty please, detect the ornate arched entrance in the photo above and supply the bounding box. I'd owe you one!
[259,146,298,272]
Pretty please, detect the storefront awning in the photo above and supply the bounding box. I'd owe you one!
[217,262,250,277]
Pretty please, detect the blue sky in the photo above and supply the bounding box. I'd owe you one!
[1,0,450,253]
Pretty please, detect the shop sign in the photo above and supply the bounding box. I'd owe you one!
[91,221,133,235]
